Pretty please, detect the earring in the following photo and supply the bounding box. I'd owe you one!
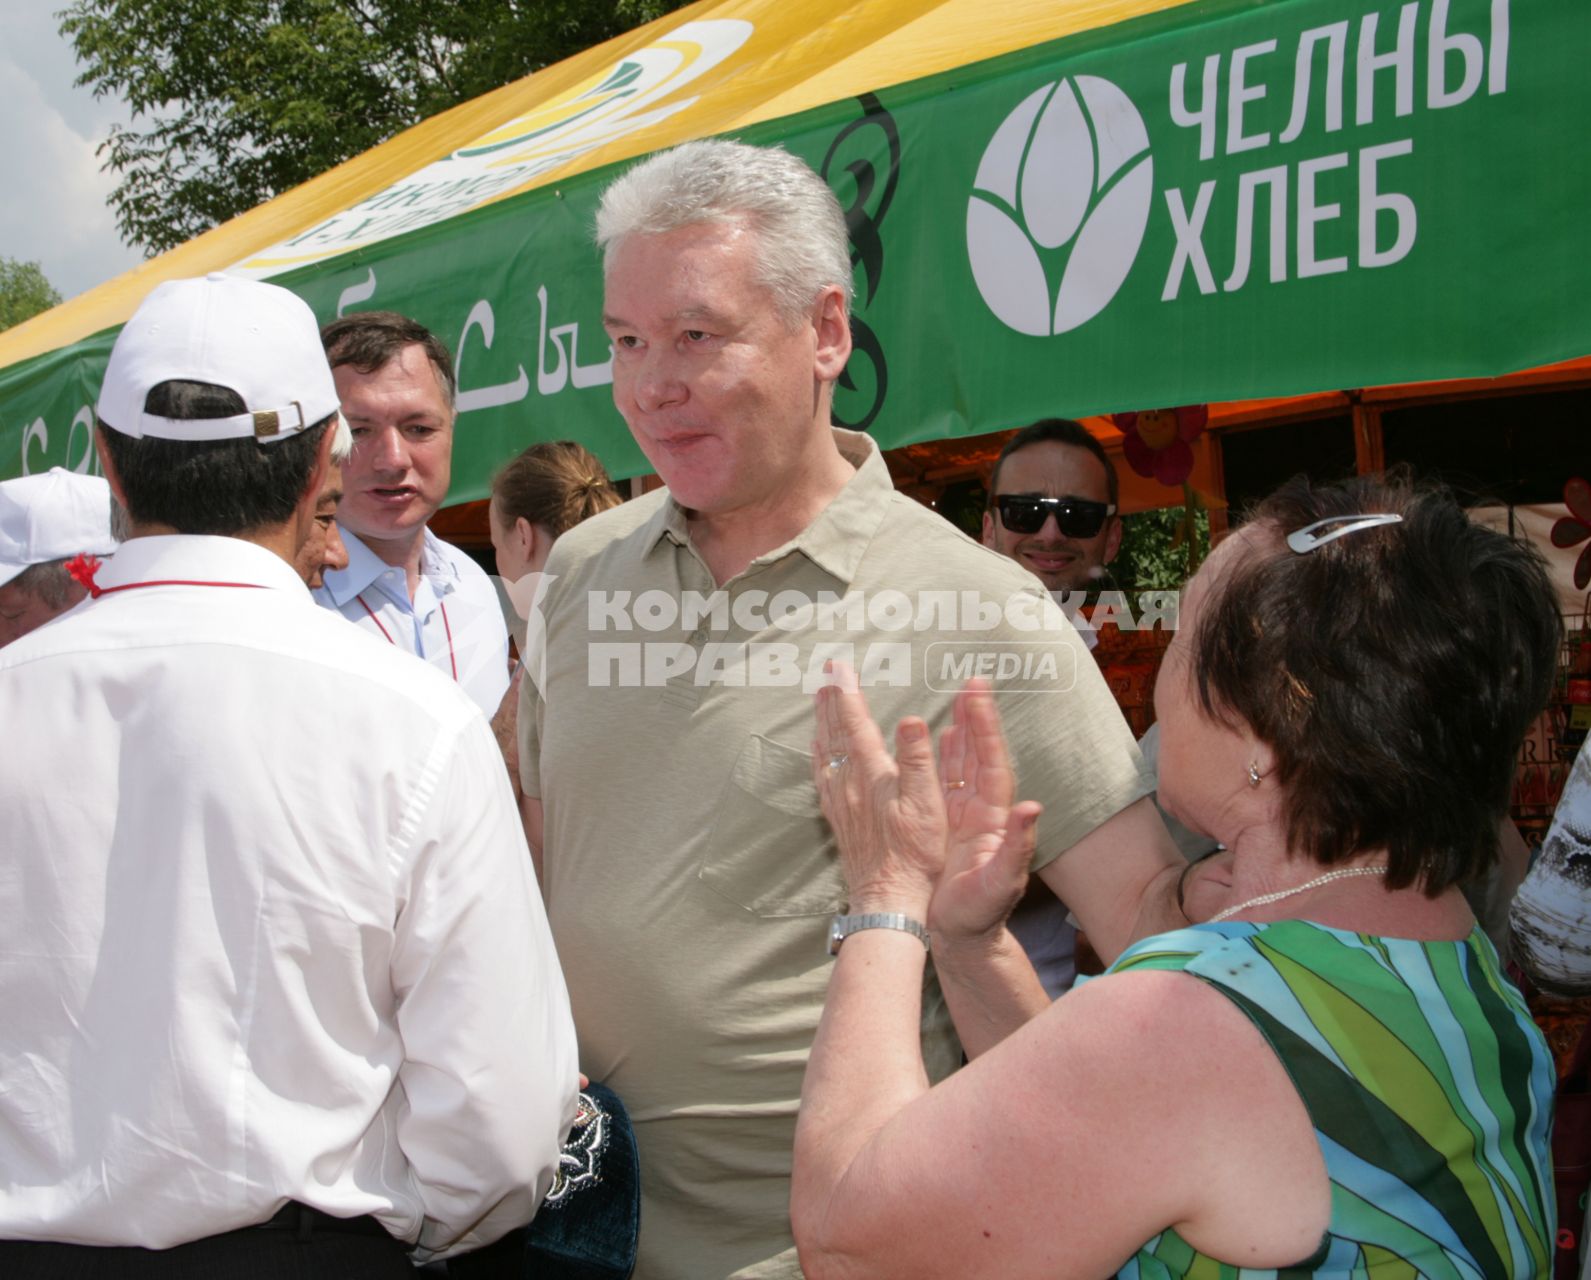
[1247,761,1262,788]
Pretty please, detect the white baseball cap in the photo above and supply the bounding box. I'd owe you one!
[96,273,340,445]
[0,468,118,589]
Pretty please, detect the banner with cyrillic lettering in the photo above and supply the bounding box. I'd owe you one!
[4,0,1584,495]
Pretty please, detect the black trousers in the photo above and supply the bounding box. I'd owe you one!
[0,1209,412,1279]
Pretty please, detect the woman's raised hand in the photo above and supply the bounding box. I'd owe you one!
[929,682,1040,945]
[813,664,946,914]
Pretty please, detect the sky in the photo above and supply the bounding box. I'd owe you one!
[2,1,144,303]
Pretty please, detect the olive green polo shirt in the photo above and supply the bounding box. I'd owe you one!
[520,429,1150,1279]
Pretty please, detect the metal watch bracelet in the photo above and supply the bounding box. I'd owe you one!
[827,912,931,956]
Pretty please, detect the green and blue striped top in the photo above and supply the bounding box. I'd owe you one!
[1108,921,1555,1279]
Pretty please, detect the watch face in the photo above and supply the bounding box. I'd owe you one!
[827,915,846,956]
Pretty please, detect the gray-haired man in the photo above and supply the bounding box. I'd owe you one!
[518,139,1181,1279]
[0,468,118,646]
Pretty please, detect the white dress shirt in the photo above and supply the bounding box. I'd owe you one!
[0,535,577,1261]
[315,528,511,716]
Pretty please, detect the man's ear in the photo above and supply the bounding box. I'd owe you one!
[981,509,997,548]
[812,285,852,383]
[295,422,337,525]
[309,421,336,494]
[1103,514,1124,565]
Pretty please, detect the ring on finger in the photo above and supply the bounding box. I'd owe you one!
[945,779,967,790]
[825,753,849,772]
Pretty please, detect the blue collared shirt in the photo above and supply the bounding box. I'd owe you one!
[315,528,510,716]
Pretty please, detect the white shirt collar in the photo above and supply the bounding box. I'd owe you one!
[94,534,310,597]
[322,528,459,606]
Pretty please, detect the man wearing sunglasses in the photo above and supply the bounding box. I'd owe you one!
[982,419,1122,641]
[980,419,1125,997]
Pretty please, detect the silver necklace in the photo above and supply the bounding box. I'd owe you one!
[1208,866,1388,924]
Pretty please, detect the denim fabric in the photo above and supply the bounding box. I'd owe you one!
[450,1083,639,1280]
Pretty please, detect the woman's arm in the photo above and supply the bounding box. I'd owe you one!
[797,669,944,1261]
[796,673,1328,1278]
[925,685,1052,1055]
[795,959,1329,1279]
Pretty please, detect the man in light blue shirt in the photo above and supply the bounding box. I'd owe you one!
[314,311,509,715]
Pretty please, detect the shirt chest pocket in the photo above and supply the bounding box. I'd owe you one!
[697,734,845,918]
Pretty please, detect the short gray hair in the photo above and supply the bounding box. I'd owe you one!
[11,560,78,610]
[330,413,353,463]
[595,139,854,323]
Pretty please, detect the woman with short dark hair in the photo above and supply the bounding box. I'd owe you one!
[793,475,1560,1279]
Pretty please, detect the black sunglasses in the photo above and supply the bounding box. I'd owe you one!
[993,495,1116,537]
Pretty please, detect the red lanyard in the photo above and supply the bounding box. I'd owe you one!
[66,554,264,599]
[355,592,459,682]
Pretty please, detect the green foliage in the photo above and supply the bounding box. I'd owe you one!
[0,258,64,332]
[59,0,694,255]
[1112,502,1210,595]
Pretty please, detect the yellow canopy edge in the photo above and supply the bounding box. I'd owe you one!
[0,0,1198,368]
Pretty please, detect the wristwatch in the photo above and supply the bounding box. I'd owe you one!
[827,912,931,956]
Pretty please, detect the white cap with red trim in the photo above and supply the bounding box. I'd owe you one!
[0,468,117,589]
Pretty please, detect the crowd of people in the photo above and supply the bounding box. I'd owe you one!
[0,137,1577,1280]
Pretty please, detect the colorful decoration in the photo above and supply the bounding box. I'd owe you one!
[1552,478,1591,590]
[1112,404,1209,487]
[64,553,103,595]
[1110,404,1211,581]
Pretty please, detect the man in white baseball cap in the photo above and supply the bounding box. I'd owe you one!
[0,273,577,1278]
[0,466,118,646]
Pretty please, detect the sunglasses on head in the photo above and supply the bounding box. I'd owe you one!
[994,494,1116,537]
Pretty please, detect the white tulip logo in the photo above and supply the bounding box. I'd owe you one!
[967,77,1154,336]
